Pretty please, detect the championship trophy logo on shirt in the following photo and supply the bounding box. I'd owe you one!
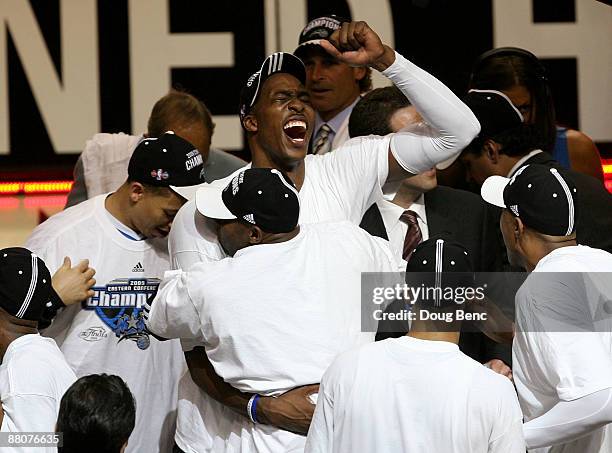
[82,278,160,350]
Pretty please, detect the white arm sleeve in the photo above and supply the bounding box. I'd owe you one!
[524,387,612,449]
[383,52,480,174]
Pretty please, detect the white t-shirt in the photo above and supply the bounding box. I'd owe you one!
[0,334,76,453]
[150,221,398,452]
[25,195,185,453]
[305,336,524,453]
[169,135,390,268]
[513,245,612,453]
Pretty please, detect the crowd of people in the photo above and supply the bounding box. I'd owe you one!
[1,15,612,453]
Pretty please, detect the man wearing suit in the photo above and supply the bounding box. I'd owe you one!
[294,15,372,154]
[461,89,612,254]
[351,87,512,377]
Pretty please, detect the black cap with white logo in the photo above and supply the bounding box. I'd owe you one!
[127,131,205,200]
[196,168,300,234]
[436,90,524,171]
[481,164,578,236]
[405,237,474,307]
[463,89,524,138]
[0,248,55,322]
[239,53,307,124]
[294,15,347,54]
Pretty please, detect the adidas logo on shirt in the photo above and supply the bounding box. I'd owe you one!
[132,262,145,273]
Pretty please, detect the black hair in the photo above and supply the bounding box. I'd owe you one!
[348,86,411,138]
[469,47,557,152]
[463,123,544,158]
[124,179,174,196]
[57,374,136,453]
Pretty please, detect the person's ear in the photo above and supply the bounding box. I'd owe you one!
[248,225,264,245]
[243,114,258,133]
[352,66,367,82]
[483,139,501,164]
[514,216,526,243]
[128,182,146,204]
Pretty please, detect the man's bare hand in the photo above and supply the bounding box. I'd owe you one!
[466,295,515,345]
[485,359,513,381]
[257,384,319,435]
[52,257,96,305]
[319,21,395,71]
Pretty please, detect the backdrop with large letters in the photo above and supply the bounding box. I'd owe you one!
[0,0,610,174]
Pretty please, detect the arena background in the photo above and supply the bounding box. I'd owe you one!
[0,0,610,246]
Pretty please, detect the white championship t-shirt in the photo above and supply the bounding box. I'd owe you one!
[513,245,612,453]
[0,334,76,453]
[305,336,525,453]
[25,195,185,453]
[150,221,398,452]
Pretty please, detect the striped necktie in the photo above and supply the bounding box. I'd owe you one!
[400,210,422,262]
[313,124,332,155]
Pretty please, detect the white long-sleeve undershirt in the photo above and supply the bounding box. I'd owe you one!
[524,387,612,449]
[383,51,480,175]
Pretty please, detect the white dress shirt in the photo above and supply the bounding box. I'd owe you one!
[508,149,543,177]
[376,194,429,271]
[313,97,360,153]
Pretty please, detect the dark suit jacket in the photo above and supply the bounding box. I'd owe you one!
[360,185,512,365]
[520,152,612,253]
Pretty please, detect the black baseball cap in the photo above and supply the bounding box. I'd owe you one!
[405,237,474,307]
[294,15,346,54]
[0,248,55,322]
[481,164,578,236]
[127,131,205,200]
[239,52,307,124]
[436,89,522,171]
[196,168,300,234]
[463,89,524,138]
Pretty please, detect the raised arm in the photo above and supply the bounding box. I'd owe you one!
[321,21,480,181]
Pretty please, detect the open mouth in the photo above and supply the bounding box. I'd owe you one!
[310,84,331,93]
[283,120,307,144]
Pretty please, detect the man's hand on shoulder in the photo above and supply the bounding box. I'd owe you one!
[52,257,96,305]
[257,384,320,435]
[485,359,513,381]
[319,21,395,72]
